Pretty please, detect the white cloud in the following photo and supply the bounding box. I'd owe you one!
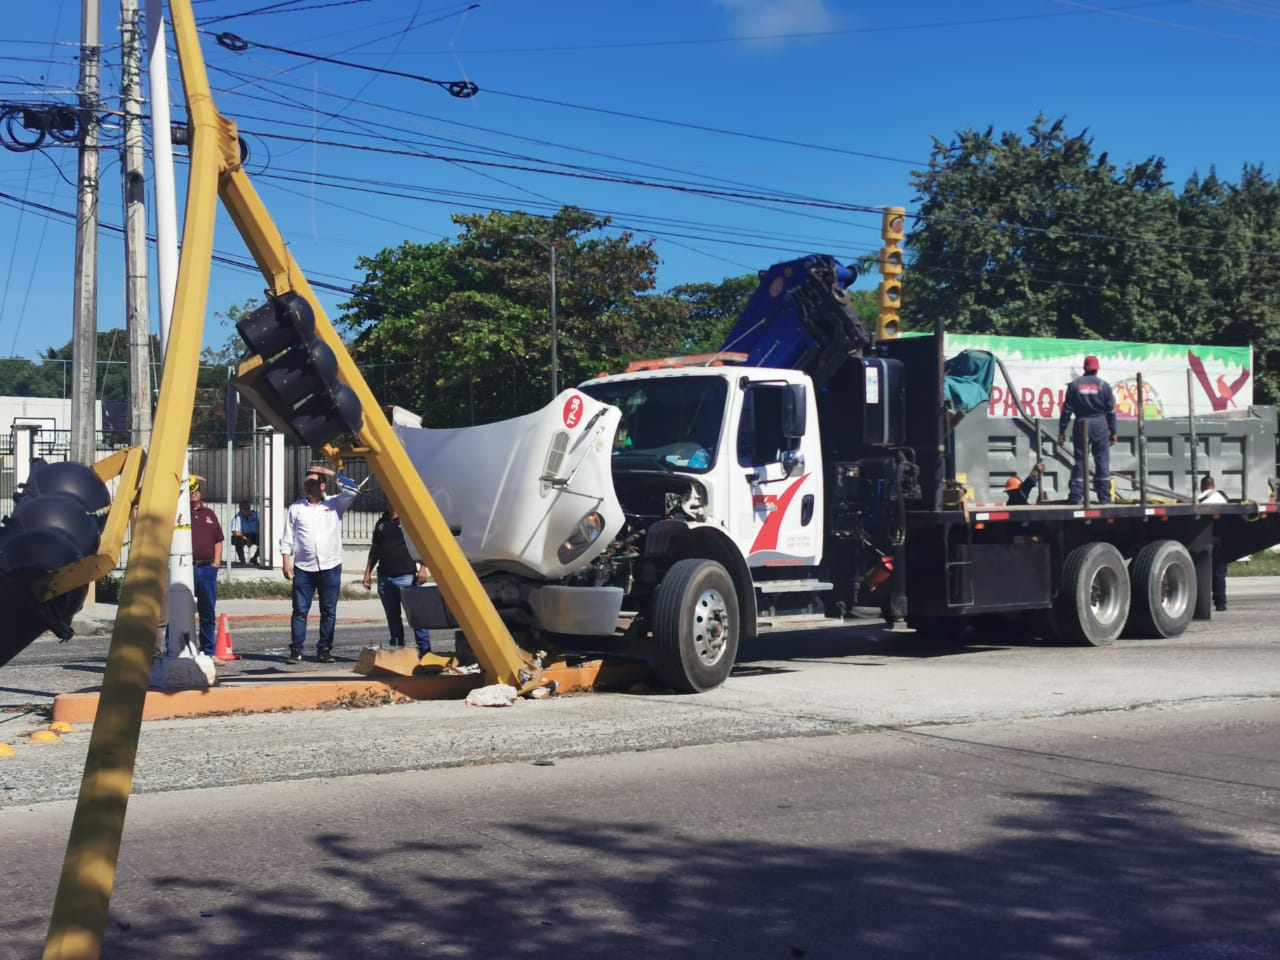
[713,0,844,41]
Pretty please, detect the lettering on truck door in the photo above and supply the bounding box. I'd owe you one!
[731,382,820,566]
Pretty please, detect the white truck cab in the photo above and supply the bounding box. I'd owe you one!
[580,365,824,570]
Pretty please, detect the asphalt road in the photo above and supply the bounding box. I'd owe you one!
[0,579,1277,957]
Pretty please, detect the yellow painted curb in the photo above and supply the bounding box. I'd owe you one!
[24,730,62,744]
[49,721,74,734]
[0,743,15,757]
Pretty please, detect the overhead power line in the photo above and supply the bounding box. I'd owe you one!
[209,30,479,98]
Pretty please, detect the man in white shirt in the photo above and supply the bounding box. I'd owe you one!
[279,464,359,663]
[1198,474,1229,612]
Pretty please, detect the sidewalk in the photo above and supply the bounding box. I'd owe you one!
[76,545,391,634]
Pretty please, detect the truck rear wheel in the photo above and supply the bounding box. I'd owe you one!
[1128,540,1196,638]
[653,558,739,693]
[1055,542,1130,646]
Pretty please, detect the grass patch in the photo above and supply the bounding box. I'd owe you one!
[1229,549,1280,576]
[94,575,376,602]
[219,580,374,600]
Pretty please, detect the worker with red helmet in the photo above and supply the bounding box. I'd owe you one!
[1058,355,1117,504]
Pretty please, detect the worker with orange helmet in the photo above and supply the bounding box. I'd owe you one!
[1005,460,1045,506]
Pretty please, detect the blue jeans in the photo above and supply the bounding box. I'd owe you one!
[1069,417,1112,503]
[291,565,342,652]
[379,574,432,654]
[194,563,218,655]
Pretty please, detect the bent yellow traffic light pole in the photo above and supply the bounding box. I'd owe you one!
[44,1,536,956]
[42,24,218,960]
[217,147,539,695]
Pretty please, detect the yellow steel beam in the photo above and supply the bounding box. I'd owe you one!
[47,2,537,954]
[43,0,221,955]
[220,165,539,691]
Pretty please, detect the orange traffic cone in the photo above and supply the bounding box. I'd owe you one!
[214,614,241,661]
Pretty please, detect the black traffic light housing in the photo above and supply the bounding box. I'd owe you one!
[232,291,364,445]
[0,459,108,668]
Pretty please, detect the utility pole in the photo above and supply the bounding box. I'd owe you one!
[121,0,152,448]
[517,234,559,397]
[548,242,558,396]
[70,0,100,464]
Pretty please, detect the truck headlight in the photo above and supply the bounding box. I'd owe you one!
[558,511,605,565]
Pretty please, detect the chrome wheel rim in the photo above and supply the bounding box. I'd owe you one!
[1159,562,1193,620]
[692,587,730,666]
[1090,566,1124,626]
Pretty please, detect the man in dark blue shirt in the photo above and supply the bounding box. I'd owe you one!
[1058,355,1118,504]
[231,501,260,566]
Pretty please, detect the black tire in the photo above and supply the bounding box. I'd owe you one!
[652,558,739,693]
[1128,540,1196,638]
[1054,542,1130,646]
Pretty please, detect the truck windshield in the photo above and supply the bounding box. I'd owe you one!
[581,375,728,473]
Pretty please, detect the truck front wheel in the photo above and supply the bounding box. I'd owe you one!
[1055,542,1131,646]
[653,558,740,693]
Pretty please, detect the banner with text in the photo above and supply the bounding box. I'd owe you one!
[943,334,1253,420]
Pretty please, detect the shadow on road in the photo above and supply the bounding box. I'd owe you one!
[9,781,1273,959]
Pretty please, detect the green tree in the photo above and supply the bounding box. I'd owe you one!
[1176,164,1280,402]
[338,206,725,426]
[667,274,757,353]
[908,116,1180,339]
[0,356,65,397]
[0,330,161,401]
[193,298,263,440]
[907,116,1280,401]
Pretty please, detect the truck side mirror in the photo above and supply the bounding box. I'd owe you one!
[781,449,806,478]
[782,384,807,438]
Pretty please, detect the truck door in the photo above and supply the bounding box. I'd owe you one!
[731,380,822,567]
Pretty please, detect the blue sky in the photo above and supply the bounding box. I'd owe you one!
[1,0,1277,366]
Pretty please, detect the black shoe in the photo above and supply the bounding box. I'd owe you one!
[286,647,303,664]
[317,649,336,663]
[1215,604,1227,612]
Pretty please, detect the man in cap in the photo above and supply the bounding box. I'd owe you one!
[188,479,224,657]
[278,464,360,664]
[1058,355,1117,504]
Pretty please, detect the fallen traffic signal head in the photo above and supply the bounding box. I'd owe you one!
[0,459,108,668]
[233,291,364,445]
[236,290,315,358]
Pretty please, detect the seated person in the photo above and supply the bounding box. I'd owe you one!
[1004,460,1045,506]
